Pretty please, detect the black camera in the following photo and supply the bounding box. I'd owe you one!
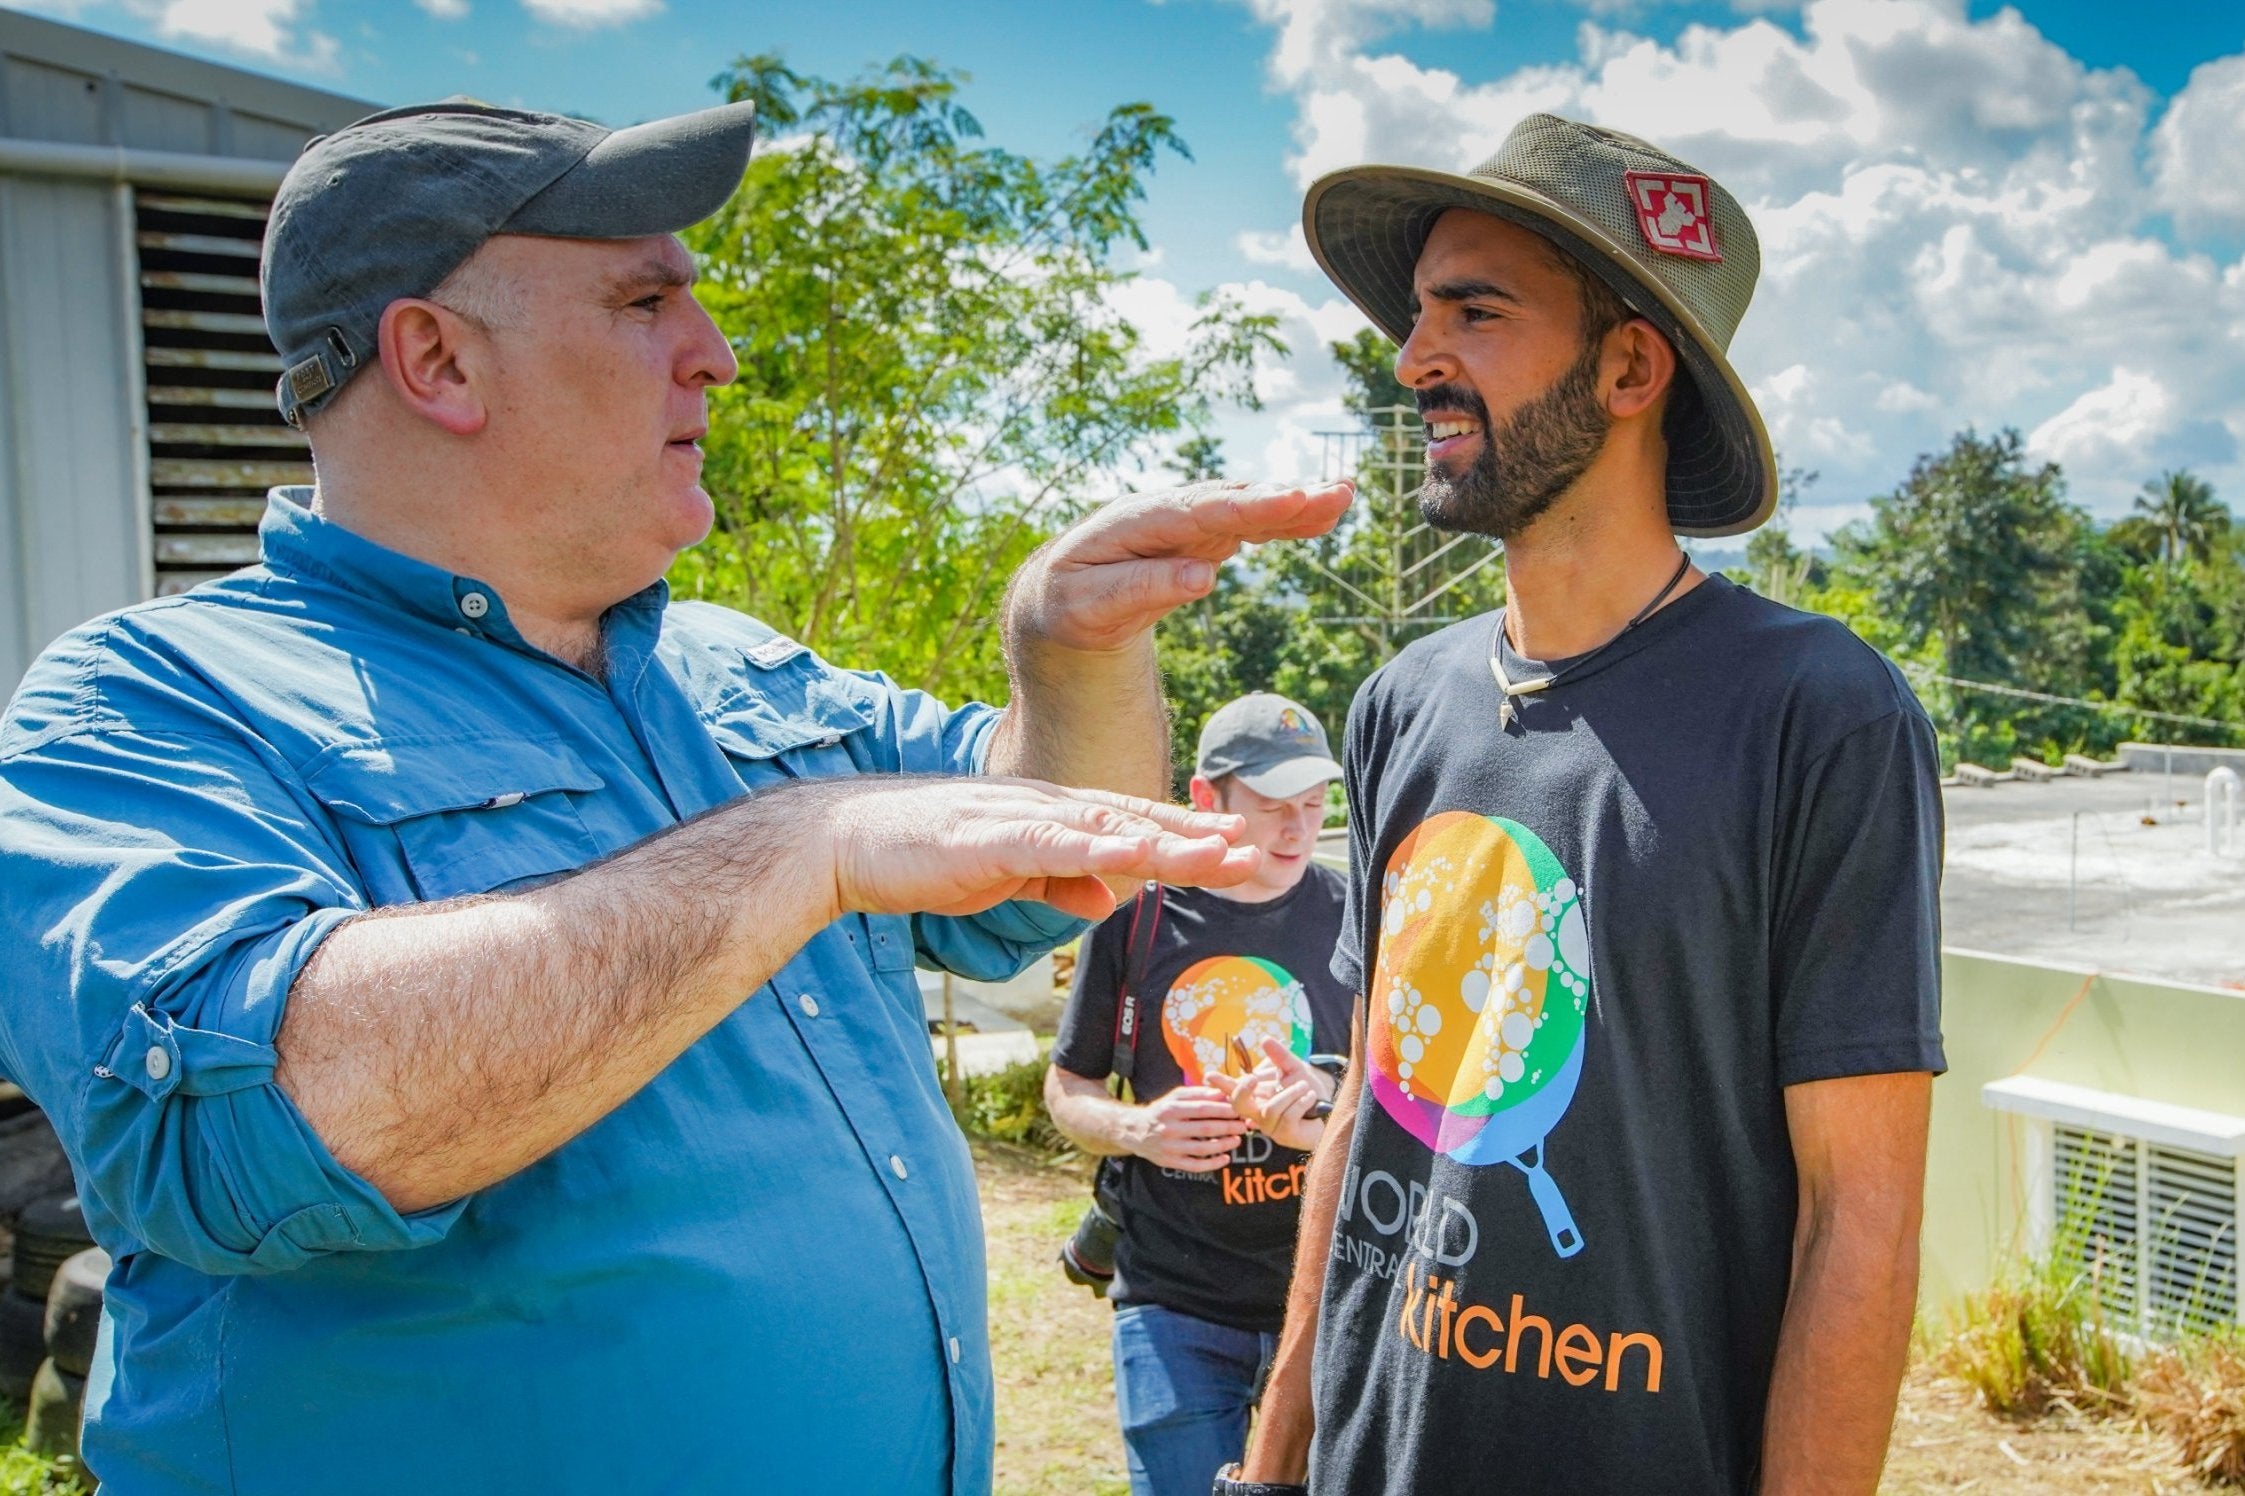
[1059,1158,1127,1295]
[1059,1197,1121,1293]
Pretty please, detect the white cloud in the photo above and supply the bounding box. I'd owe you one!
[137,0,338,68]
[1106,267,1371,484]
[1237,224,1318,274]
[520,0,661,27]
[416,0,470,18]
[1203,0,2245,518]
[2027,367,2174,473]
[2152,54,2245,235]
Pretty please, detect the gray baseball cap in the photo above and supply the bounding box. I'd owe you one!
[260,96,757,425]
[1196,694,1343,800]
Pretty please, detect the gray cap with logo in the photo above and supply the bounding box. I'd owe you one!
[1195,693,1344,800]
[260,96,757,426]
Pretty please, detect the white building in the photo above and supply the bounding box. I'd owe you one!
[0,10,372,697]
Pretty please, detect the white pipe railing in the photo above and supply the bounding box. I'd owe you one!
[0,136,288,195]
[2208,767,2240,856]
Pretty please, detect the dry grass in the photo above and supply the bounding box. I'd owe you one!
[1931,1268,2134,1420]
[2139,1337,2245,1487]
[972,1139,2217,1496]
[979,1139,1132,1496]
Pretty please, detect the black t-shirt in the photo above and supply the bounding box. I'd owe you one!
[1309,576,1946,1495]
[1052,866,1352,1332]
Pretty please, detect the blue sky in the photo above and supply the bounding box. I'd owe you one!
[14,0,2245,539]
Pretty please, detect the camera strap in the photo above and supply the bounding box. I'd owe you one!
[1108,881,1163,1090]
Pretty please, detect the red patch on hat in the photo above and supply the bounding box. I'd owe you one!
[1624,171,1722,262]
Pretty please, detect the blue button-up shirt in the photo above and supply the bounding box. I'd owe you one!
[0,489,1081,1495]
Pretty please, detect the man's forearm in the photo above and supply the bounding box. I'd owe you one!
[985,633,1170,803]
[1044,1067,1139,1158]
[1757,1198,1920,1493]
[277,785,838,1213]
[1241,1046,1362,1484]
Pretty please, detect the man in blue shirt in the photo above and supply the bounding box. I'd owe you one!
[0,99,1349,1494]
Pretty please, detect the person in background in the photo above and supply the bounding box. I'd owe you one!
[1046,693,1354,1496]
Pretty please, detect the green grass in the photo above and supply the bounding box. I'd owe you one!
[0,1397,86,1496]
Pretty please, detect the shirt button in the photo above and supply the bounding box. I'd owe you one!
[144,1046,171,1082]
[458,591,490,620]
[948,1336,961,1363]
[798,994,820,1018]
[889,1154,909,1180]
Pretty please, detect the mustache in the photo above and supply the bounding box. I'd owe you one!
[1413,383,1489,424]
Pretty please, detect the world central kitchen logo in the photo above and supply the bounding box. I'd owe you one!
[1365,812,1594,1259]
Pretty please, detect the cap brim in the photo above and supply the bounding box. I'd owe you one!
[504,100,757,239]
[1233,757,1345,800]
[1302,166,1777,538]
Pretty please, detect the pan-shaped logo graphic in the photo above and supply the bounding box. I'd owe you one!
[1368,812,1592,1258]
[1163,955,1313,1087]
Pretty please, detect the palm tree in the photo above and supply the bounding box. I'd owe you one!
[2133,470,2231,566]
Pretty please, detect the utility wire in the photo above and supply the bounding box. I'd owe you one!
[1898,664,2245,736]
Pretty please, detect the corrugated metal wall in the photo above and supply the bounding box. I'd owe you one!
[0,172,144,673]
[0,11,372,699]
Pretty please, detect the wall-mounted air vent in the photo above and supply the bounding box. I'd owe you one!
[135,190,309,596]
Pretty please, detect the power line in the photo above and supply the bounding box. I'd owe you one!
[1899,665,2245,737]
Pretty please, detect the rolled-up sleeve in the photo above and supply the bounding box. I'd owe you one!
[843,670,1089,978]
[0,669,465,1276]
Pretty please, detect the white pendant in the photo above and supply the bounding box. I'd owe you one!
[1488,653,1555,729]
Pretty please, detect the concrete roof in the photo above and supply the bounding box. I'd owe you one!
[1314,766,2245,992]
[1941,768,2244,990]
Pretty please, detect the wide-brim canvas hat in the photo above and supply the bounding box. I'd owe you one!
[1302,114,1777,537]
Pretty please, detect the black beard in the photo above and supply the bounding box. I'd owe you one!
[1415,342,1612,541]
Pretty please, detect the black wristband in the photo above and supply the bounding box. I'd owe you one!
[1212,1463,1309,1496]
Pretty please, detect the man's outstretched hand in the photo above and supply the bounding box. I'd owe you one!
[814,776,1259,924]
[1209,1036,1333,1152]
[1006,480,1354,656]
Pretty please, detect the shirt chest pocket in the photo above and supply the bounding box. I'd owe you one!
[304,737,607,905]
[702,698,916,974]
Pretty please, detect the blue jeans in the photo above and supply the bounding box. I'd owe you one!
[1111,1302,1279,1496]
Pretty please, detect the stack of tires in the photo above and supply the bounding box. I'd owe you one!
[0,1096,105,1488]
[9,1195,101,1469]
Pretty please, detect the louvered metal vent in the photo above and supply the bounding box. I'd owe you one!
[2052,1124,2240,1338]
[2053,1125,2139,1323]
[136,191,308,596]
[2148,1144,2239,1335]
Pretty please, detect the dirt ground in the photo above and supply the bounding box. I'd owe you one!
[974,1141,2215,1496]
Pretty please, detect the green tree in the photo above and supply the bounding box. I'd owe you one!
[1328,327,1411,416]
[1824,428,2102,766]
[2133,469,2231,568]
[671,54,1283,701]
[1148,436,1293,791]
[1275,329,1506,666]
[1740,465,1822,606]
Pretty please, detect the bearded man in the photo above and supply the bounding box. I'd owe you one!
[1221,116,1944,1496]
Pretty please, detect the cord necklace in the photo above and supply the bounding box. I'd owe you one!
[1488,550,1693,730]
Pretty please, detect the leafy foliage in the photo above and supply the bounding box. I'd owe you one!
[1150,329,1513,791]
[945,1053,1072,1158]
[1818,430,2108,766]
[2136,469,2233,569]
[1806,436,2242,766]
[672,54,1282,701]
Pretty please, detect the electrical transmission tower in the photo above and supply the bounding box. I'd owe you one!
[1308,404,1506,661]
